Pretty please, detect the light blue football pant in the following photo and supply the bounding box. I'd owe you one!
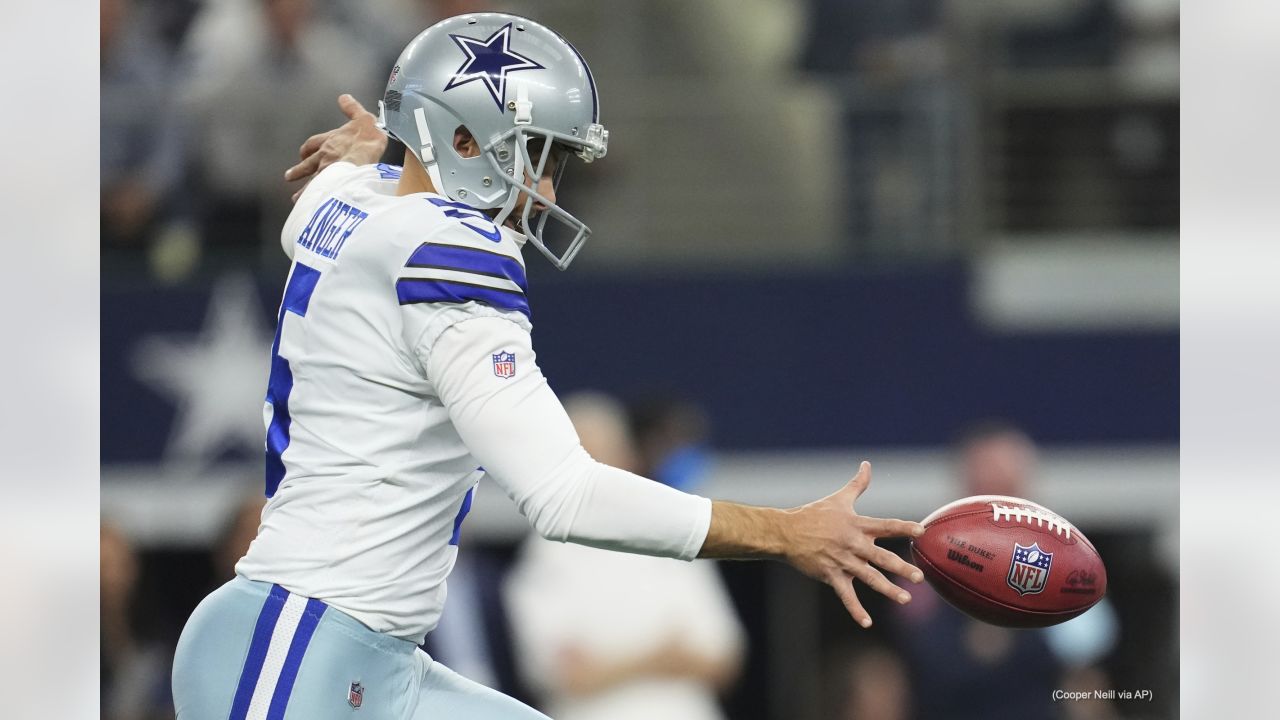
[172,577,549,720]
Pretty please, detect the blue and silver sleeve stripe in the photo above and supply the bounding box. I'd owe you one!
[404,242,528,290]
[398,242,530,319]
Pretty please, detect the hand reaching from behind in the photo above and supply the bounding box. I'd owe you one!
[284,94,388,202]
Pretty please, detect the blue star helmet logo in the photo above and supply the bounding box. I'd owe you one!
[443,23,545,111]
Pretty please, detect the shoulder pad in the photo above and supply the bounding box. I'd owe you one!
[395,197,528,319]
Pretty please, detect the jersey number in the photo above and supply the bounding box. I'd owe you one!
[265,263,321,496]
[426,198,501,242]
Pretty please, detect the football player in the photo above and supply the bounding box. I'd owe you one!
[171,13,926,720]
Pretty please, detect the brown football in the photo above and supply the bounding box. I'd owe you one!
[909,495,1107,628]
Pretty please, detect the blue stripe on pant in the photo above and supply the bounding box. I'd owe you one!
[172,577,549,719]
[224,584,327,719]
[226,584,290,718]
[268,597,327,719]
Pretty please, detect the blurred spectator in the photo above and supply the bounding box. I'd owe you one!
[799,0,950,258]
[134,0,203,54]
[1003,0,1120,68]
[893,421,1120,720]
[504,392,745,720]
[957,419,1038,498]
[101,0,186,254]
[1115,0,1179,93]
[799,0,944,78]
[629,396,713,493]
[212,493,266,582]
[322,0,493,70]
[102,522,173,720]
[826,645,911,720]
[179,0,379,265]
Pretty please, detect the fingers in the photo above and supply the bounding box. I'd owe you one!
[865,517,926,540]
[286,131,332,182]
[298,131,330,161]
[284,153,322,184]
[837,461,872,505]
[854,562,912,606]
[337,93,368,120]
[829,576,872,628]
[868,545,924,584]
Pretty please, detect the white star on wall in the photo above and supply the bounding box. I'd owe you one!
[131,274,274,469]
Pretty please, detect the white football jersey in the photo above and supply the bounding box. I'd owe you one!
[237,162,711,643]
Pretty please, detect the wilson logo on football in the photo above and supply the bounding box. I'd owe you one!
[1006,542,1053,596]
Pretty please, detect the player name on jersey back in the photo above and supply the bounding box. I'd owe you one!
[296,197,369,260]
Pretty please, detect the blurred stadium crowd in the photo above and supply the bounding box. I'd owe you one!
[101,1,1179,719]
[102,0,1178,278]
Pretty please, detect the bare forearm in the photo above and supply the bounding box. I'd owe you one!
[693,463,926,629]
[697,500,793,560]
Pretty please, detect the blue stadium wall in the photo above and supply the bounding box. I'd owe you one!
[101,265,1177,463]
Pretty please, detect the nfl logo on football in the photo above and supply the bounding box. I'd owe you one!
[1006,542,1053,596]
[348,681,364,709]
[492,351,516,379]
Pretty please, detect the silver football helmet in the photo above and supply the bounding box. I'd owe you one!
[377,13,608,269]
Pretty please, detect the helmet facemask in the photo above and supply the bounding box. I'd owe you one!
[484,123,606,270]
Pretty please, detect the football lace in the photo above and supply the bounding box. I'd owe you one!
[989,502,1074,540]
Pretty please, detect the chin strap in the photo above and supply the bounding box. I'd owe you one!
[492,176,522,228]
[412,107,447,194]
[494,81,534,224]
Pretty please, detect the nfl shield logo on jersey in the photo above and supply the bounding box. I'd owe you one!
[492,351,516,379]
[1006,542,1053,596]
[348,681,364,708]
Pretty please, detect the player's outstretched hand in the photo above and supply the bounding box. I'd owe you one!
[284,94,389,202]
[781,461,925,628]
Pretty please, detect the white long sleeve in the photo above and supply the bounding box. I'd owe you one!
[424,315,712,560]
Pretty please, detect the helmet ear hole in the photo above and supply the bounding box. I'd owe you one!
[452,126,480,159]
